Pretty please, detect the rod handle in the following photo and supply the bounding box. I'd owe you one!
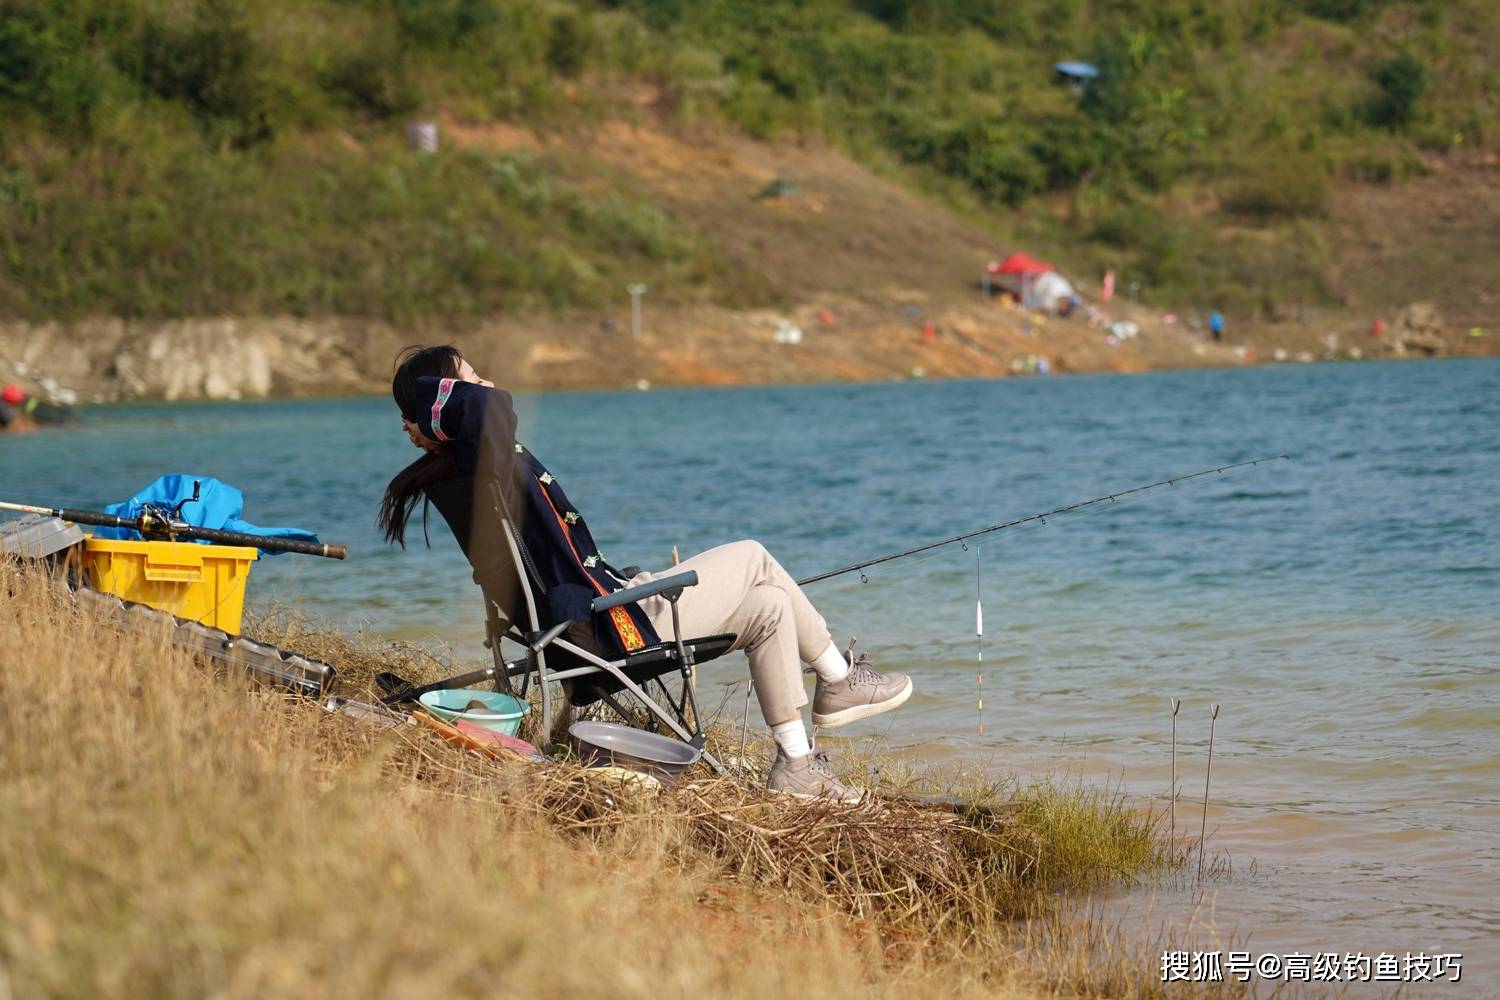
[182,525,348,559]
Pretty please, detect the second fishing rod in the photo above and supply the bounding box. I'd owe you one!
[796,455,1289,587]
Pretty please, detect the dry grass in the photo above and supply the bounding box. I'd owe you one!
[2,563,1239,998]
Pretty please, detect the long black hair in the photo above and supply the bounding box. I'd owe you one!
[378,345,464,547]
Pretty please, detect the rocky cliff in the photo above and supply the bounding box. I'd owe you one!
[1,318,400,402]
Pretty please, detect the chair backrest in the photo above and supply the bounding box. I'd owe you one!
[424,473,618,670]
[491,513,609,675]
[499,516,543,635]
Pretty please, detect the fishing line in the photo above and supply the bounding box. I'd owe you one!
[796,455,1290,587]
[788,486,1137,601]
[798,461,1217,590]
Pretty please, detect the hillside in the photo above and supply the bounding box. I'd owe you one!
[1,0,1497,397]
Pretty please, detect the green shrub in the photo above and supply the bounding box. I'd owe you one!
[936,117,1045,207]
[394,0,500,50]
[720,76,793,138]
[546,12,594,77]
[487,152,553,214]
[320,36,419,119]
[0,169,41,227]
[1300,0,1378,22]
[879,110,1050,206]
[1220,154,1330,220]
[1085,201,1159,251]
[1368,53,1426,129]
[0,10,106,134]
[878,108,944,166]
[1080,32,1151,125]
[1028,116,1110,189]
[129,0,273,144]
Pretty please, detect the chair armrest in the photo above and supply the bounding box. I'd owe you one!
[591,571,698,613]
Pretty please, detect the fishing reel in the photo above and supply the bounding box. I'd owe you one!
[137,480,201,540]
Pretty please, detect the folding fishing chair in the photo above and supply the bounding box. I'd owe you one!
[386,477,736,772]
[480,516,735,772]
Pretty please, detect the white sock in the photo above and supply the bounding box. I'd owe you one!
[771,719,811,760]
[809,641,850,683]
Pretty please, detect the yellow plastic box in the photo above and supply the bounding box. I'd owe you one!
[82,538,259,635]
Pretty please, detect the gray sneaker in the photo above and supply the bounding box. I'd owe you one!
[766,750,863,803]
[812,649,913,729]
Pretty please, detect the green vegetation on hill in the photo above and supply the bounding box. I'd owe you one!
[1,0,1496,321]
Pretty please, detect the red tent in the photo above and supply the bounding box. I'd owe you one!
[987,253,1053,276]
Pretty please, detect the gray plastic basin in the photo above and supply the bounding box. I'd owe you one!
[568,721,701,783]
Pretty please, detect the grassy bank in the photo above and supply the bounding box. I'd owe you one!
[0,562,1231,998]
[2,0,1497,326]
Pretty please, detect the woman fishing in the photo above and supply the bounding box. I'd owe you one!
[379,345,913,802]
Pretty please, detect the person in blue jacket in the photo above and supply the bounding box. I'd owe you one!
[379,346,913,801]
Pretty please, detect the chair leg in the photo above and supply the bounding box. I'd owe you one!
[495,641,519,695]
[681,667,704,738]
[484,605,515,697]
[548,697,576,749]
[665,594,706,742]
[643,666,703,747]
[533,646,556,750]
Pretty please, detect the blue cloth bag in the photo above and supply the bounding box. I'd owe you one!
[93,474,320,555]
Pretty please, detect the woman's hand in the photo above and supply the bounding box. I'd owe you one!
[403,418,440,454]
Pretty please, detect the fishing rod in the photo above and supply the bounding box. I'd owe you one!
[0,492,348,560]
[796,455,1288,586]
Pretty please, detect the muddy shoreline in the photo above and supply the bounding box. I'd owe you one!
[2,302,1492,403]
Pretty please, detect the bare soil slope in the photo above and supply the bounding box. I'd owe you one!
[1326,155,1500,331]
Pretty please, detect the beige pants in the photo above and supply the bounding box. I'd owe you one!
[628,540,832,726]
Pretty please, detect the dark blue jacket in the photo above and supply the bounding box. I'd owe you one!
[412,377,658,656]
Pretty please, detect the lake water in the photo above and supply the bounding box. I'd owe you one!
[4,359,1497,988]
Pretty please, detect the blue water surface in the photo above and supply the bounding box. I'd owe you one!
[4,358,1498,971]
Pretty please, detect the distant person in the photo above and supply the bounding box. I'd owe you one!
[0,382,73,427]
[1209,311,1225,343]
[1,383,26,431]
[378,345,915,802]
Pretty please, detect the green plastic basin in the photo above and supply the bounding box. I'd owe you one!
[418,689,529,737]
